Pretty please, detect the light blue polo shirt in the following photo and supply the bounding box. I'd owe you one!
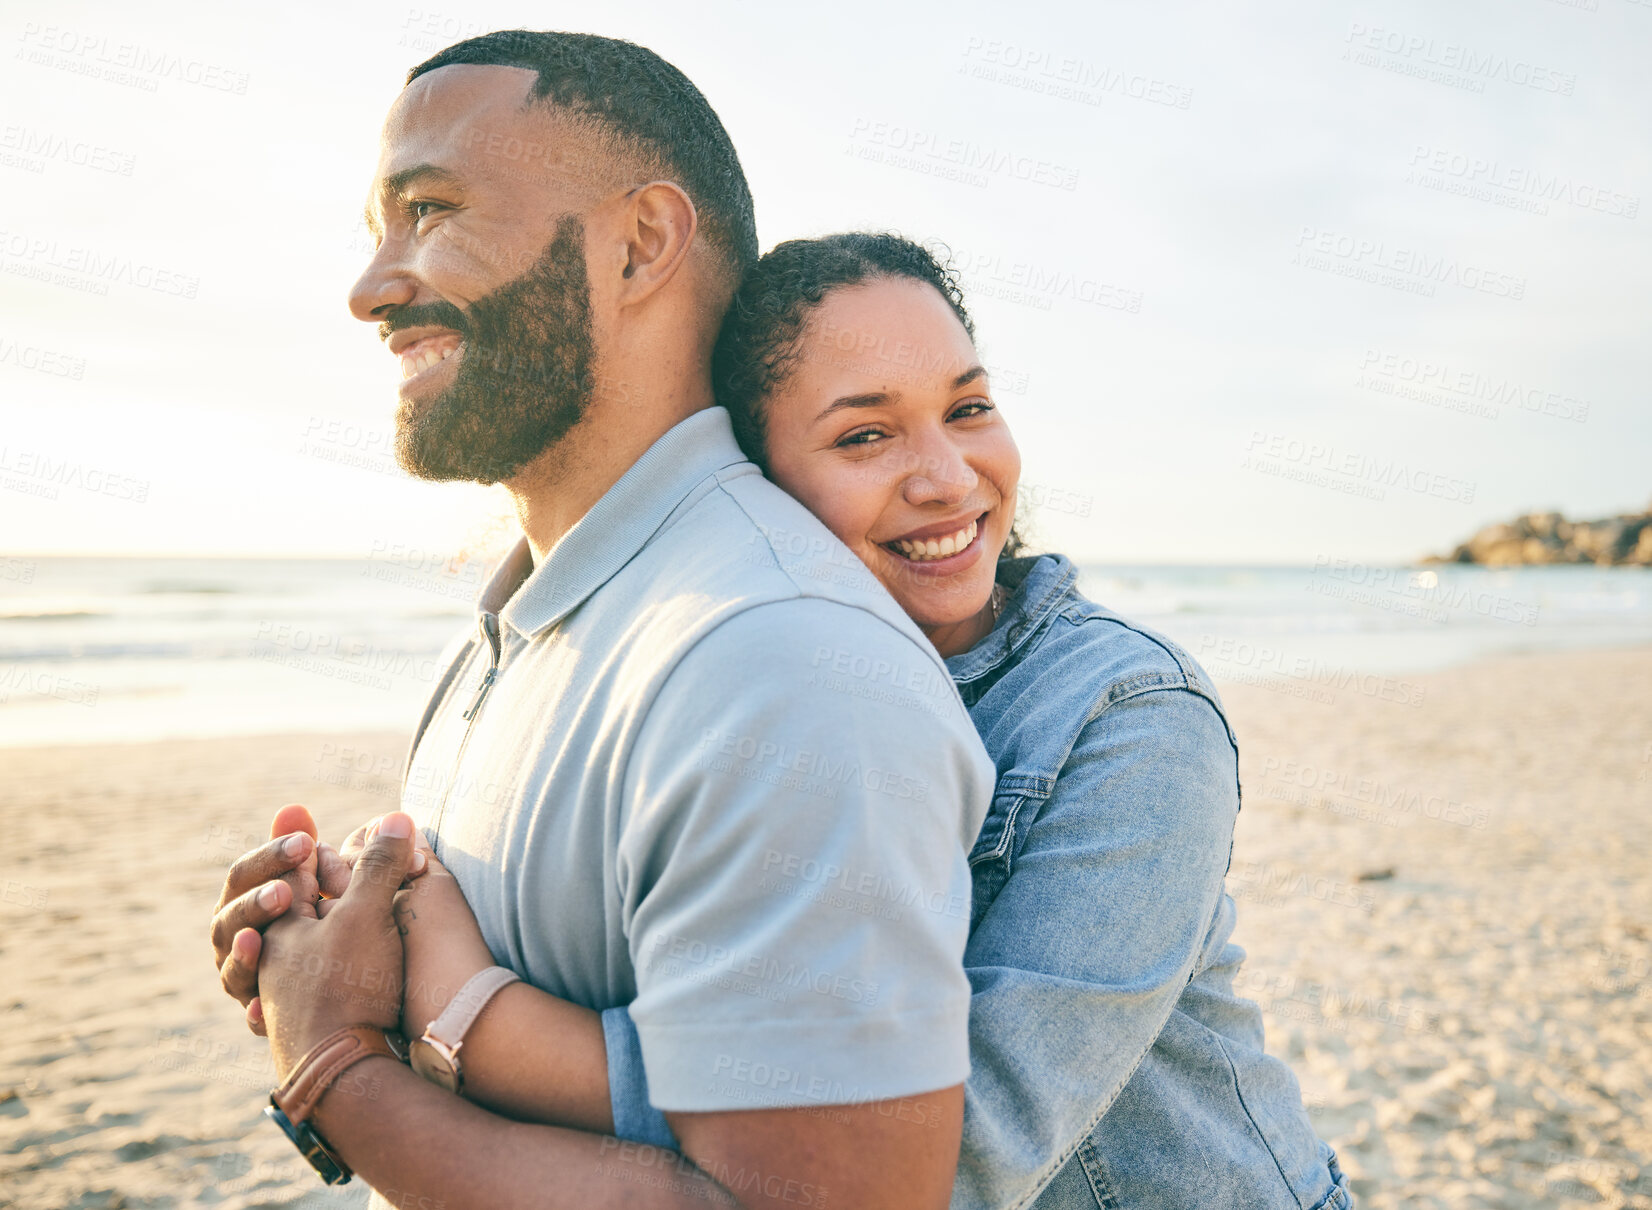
[400,406,994,1113]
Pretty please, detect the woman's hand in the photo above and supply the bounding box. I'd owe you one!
[392,836,496,1040]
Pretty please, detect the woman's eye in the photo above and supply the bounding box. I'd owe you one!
[951,397,995,420]
[836,428,888,448]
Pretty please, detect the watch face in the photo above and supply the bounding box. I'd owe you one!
[410,1038,461,1093]
[265,1103,350,1185]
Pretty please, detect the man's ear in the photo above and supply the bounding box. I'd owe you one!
[615,180,698,305]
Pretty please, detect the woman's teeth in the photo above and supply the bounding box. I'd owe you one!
[400,343,458,380]
[891,518,977,562]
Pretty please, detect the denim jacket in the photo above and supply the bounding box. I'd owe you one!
[602,553,1353,1209]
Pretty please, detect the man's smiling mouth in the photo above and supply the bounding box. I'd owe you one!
[398,335,463,380]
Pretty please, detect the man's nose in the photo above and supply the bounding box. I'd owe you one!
[347,238,417,322]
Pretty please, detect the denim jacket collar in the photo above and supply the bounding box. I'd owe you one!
[946,553,1079,687]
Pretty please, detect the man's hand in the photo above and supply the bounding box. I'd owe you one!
[259,811,421,1078]
[208,805,418,1035]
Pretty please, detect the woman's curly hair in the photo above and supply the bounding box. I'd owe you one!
[712,231,1028,563]
[711,232,974,473]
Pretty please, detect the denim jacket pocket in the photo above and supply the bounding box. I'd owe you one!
[968,774,1052,931]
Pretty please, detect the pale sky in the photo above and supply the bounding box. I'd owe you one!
[2,0,1648,564]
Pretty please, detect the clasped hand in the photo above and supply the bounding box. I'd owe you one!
[207,804,494,1079]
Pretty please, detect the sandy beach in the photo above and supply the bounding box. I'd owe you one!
[2,644,1649,1209]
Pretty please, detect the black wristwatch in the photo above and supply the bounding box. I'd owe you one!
[264,1101,352,1185]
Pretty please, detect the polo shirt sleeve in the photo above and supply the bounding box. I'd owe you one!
[615,596,991,1113]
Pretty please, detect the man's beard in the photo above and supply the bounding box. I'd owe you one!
[388,213,595,484]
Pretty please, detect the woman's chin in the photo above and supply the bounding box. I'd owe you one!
[888,588,992,636]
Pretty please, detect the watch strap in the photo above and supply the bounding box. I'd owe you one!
[272,1025,399,1125]
[423,966,521,1055]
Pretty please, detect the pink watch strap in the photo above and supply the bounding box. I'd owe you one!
[424,965,521,1054]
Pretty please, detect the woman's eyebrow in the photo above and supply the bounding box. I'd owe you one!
[814,391,895,424]
[812,365,987,424]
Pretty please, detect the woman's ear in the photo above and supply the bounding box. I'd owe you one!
[616,180,698,302]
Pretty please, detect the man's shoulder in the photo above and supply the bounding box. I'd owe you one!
[626,462,933,657]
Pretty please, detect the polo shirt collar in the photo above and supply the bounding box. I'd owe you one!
[480,407,749,638]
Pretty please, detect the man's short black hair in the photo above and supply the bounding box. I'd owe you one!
[409,30,758,282]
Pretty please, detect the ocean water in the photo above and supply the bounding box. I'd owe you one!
[2,554,1649,747]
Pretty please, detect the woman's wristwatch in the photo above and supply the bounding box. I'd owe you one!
[408,966,521,1095]
[264,1025,401,1185]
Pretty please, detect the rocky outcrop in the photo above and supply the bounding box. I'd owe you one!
[1430,506,1652,566]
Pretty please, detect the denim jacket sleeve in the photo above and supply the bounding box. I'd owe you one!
[603,1005,679,1150]
[950,685,1239,1210]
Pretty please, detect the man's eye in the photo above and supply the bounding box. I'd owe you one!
[401,200,449,226]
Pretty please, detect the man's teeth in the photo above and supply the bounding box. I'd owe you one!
[399,343,457,380]
[891,519,977,562]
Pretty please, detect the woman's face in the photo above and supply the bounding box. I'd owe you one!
[762,278,1021,655]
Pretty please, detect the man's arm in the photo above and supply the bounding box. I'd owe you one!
[258,814,964,1209]
[300,1054,959,1210]
[309,1056,732,1209]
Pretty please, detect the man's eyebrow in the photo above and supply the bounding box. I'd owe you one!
[814,391,895,424]
[363,163,466,236]
[385,162,464,199]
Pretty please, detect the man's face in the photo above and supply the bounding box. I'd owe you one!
[349,65,607,483]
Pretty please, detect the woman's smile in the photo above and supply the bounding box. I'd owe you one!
[880,513,983,564]
[759,276,1021,654]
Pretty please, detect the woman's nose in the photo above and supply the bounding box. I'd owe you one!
[901,435,977,505]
